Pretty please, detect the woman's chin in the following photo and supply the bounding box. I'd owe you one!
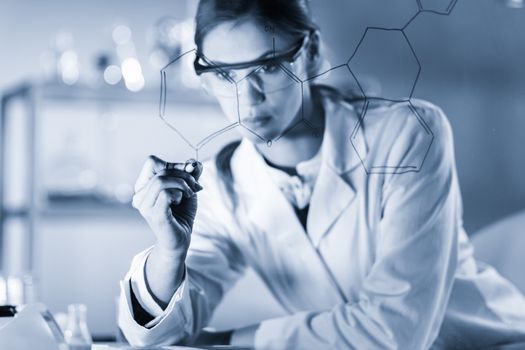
[241,128,281,144]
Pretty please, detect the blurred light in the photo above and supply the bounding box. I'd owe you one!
[152,17,181,49]
[149,50,169,69]
[60,50,79,85]
[168,26,180,43]
[112,25,132,45]
[116,44,136,60]
[178,20,196,48]
[125,76,145,92]
[103,65,122,85]
[55,32,75,51]
[121,57,145,92]
[114,183,133,203]
[503,0,524,7]
[181,54,201,89]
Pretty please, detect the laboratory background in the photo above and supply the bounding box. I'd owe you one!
[1,0,524,342]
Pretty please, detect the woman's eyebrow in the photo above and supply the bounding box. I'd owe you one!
[208,48,278,66]
[256,48,279,59]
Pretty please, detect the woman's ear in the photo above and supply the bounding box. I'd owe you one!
[305,30,327,78]
[307,30,321,60]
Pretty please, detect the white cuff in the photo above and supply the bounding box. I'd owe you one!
[130,247,164,317]
[128,246,189,328]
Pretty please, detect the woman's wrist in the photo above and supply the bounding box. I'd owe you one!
[143,244,187,307]
[153,242,187,262]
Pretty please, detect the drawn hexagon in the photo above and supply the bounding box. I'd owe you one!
[417,0,458,15]
[350,100,434,174]
[347,28,421,102]
[234,59,305,146]
[159,49,239,157]
[304,64,366,125]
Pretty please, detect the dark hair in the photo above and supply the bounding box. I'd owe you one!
[214,140,242,209]
[194,0,317,53]
[194,0,318,209]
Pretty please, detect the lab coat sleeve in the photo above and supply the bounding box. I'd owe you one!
[129,246,167,319]
[118,168,246,347]
[254,104,460,349]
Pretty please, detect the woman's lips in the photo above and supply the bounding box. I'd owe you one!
[241,115,272,127]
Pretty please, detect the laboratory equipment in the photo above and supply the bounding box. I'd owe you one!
[64,303,92,350]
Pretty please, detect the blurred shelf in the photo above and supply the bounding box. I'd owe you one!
[3,195,138,219]
[42,193,137,218]
[40,202,138,219]
[2,208,31,219]
[2,79,216,106]
[5,204,137,219]
[2,76,212,271]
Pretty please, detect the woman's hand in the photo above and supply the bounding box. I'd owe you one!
[132,155,203,257]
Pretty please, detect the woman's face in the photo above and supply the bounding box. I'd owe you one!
[200,19,308,143]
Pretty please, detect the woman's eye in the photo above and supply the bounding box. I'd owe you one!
[214,70,233,81]
[260,64,279,74]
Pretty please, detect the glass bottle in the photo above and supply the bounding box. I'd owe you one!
[64,304,92,350]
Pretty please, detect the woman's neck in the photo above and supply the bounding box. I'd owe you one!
[255,88,324,168]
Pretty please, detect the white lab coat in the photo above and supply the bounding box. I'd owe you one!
[118,89,525,349]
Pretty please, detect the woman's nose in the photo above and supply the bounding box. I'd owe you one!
[237,75,266,105]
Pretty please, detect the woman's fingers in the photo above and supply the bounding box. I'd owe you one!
[155,189,184,216]
[189,160,204,181]
[132,171,202,211]
[135,155,168,193]
[165,162,189,172]
[156,168,203,192]
[164,159,204,183]
[135,156,203,193]
[140,176,195,210]
[132,157,205,231]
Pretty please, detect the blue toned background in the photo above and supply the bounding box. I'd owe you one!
[1,0,524,338]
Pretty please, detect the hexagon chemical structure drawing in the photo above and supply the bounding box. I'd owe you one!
[347,27,421,102]
[401,8,423,30]
[157,4,459,160]
[417,0,458,15]
[159,48,240,160]
[304,63,366,121]
[399,1,460,31]
[349,100,434,174]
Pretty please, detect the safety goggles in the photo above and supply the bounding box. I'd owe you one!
[193,34,311,98]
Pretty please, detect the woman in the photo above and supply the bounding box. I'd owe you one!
[118,0,525,348]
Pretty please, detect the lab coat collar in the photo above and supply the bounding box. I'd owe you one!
[232,89,364,247]
[232,139,348,307]
[320,91,367,175]
[307,163,356,247]
[306,91,365,246]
